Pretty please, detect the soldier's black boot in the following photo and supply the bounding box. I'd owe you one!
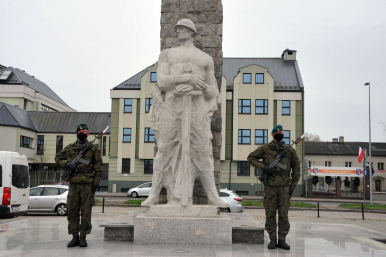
[67,233,79,247]
[277,239,290,250]
[79,235,88,247]
[268,240,277,249]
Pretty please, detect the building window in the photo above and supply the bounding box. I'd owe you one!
[255,167,261,176]
[102,136,106,156]
[123,128,131,143]
[255,129,268,144]
[122,158,130,174]
[150,72,157,82]
[325,161,331,167]
[238,99,251,114]
[282,100,290,115]
[243,73,251,84]
[255,73,264,84]
[255,99,268,114]
[20,136,31,148]
[24,99,28,110]
[56,136,63,154]
[36,135,44,155]
[124,99,132,113]
[378,163,384,170]
[237,161,250,176]
[319,177,325,186]
[145,128,155,143]
[41,104,57,112]
[345,162,352,167]
[238,129,251,144]
[145,98,153,113]
[144,159,153,174]
[283,130,290,145]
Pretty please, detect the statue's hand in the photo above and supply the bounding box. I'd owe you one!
[195,78,207,91]
[175,84,194,93]
[186,74,200,86]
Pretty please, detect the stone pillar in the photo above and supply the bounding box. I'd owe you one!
[160,0,223,204]
[336,179,341,198]
[307,179,313,198]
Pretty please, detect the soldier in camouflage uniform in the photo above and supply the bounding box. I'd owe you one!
[247,124,300,250]
[55,124,103,247]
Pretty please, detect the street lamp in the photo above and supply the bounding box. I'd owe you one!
[364,82,373,204]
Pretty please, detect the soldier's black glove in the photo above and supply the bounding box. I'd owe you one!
[92,185,98,194]
[65,162,78,172]
[289,187,295,199]
[263,166,276,176]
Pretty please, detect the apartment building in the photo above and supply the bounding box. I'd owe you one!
[107,49,306,196]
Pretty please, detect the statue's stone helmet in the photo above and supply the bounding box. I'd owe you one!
[174,19,197,37]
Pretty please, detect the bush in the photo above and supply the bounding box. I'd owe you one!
[353,177,360,187]
[325,176,332,185]
[343,177,350,187]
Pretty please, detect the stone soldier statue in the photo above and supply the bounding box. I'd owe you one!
[247,124,300,250]
[142,19,227,207]
[55,124,103,247]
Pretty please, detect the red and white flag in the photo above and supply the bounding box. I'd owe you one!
[358,147,365,163]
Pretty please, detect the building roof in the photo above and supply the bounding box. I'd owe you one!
[29,112,111,134]
[0,67,70,107]
[112,57,304,92]
[0,102,110,134]
[305,141,386,157]
[0,102,37,131]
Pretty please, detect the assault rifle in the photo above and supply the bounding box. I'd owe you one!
[61,126,109,182]
[258,134,305,185]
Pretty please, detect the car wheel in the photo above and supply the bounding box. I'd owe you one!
[131,192,138,198]
[219,207,231,212]
[56,204,68,216]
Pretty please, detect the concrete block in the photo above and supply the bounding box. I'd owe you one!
[134,213,232,246]
[104,227,134,241]
[146,205,219,218]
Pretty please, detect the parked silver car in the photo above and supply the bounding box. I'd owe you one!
[127,182,152,198]
[29,185,68,216]
[220,188,244,213]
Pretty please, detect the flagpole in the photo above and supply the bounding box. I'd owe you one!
[363,149,366,204]
[365,82,373,204]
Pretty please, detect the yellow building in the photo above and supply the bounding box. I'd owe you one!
[108,49,306,196]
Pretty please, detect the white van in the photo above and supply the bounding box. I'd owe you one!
[0,151,30,218]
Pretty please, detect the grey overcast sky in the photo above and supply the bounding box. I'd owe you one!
[1,0,385,142]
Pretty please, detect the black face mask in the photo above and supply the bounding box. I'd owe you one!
[77,132,88,141]
[274,133,284,142]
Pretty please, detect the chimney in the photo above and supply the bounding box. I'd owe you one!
[332,138,339,143]
[281,49,297,61]
[339,136,344,143]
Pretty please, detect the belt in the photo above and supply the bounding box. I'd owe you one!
[275,170,290,176]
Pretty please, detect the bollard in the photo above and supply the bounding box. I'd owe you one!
[362,203,365,220]
[317,202,320,218]
[102,197,105,213]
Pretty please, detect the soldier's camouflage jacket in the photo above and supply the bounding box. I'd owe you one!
[55,141,103,185]
[247,140,300,187]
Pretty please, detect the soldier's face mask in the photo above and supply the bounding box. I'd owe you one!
[273,133,284,142]
[77,132,88,141]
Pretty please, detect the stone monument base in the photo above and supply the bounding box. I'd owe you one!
[134,213,232,246]
[146,205,218,218]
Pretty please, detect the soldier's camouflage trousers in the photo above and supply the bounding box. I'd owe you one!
[67,183,94,235]
[263,185,290,241]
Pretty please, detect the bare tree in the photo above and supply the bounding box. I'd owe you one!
[303,132,321,142]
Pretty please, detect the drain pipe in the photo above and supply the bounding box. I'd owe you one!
[228,92,234,190]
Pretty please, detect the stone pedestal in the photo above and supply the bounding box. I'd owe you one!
[134,213,232,246]
[147,205,218,218]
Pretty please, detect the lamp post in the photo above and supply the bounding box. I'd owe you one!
[364,82,373,204]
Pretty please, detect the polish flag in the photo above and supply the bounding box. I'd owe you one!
[358,147,365,163]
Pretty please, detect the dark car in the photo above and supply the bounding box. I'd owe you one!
[312,186,336,196]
